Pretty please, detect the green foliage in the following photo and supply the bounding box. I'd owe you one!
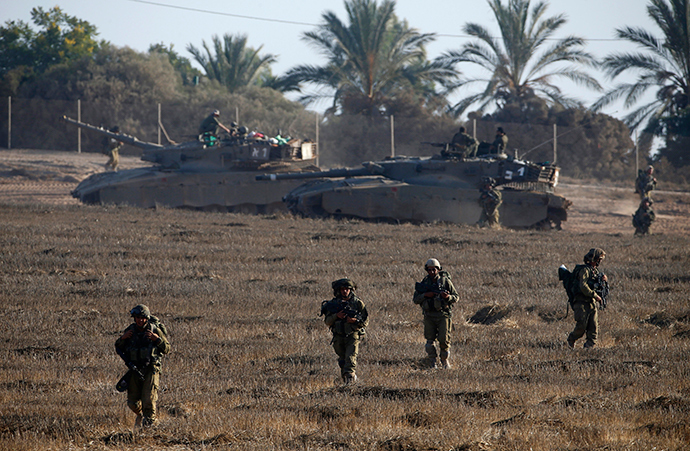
[0,6,102,95]
[148,42,202,86]
[280,0,458,116]
[187,33,277,92]
[593,0,690,160]
[442,0,601,117]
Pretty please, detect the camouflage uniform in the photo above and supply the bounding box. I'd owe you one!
[449,127,479,158]
[635,166,657,200]
[491,128,508,154]
[413,259,460,368]
[115,305,170,426]
[567,249,606,349]
[633,198,656,235]
[103,127,122,171]
[478,179,502,228]
[322,279,368,384]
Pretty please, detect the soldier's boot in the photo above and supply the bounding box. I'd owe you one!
[583,340,595,349]
[566,334,576,349]
[425,341,438,368]
[343,374,357,385]
[440,350,451,369]
[135,415,143,427]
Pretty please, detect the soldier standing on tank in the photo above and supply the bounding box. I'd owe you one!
[449,126,479,158]
[413,259,460,369]
[633,197,656,235]
[103,126,123,172]
[321,279,368,385]
[491,127,508,154]
[478,177,502,228]
[567,249,608,349]
[198,110,231,144]
[115,305,170,427]
[635,165,657,200]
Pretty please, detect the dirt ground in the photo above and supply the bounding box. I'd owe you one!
[1,148,689,236]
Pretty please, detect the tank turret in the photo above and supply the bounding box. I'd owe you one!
[64,116,319,212]
[257,152,570,229]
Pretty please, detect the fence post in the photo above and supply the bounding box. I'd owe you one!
[315,112,320,167]
[553,123,557,164]
[7,96,11,150]
[158,103,161,145]
[473,118,477,140]
[77,99,81,153]
[390,115,395,158]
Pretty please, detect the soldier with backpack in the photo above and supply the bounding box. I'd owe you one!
[115,304,170,427]
[321,278,368,385]
[565,249,608,349]
[413,258,460,369]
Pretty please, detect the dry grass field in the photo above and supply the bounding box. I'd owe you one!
[1,150,689,450]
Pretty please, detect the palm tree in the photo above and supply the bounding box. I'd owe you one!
[592,0,690,152]
[278,0,458,115]
[187,33,277,92]
[442,0,601,117]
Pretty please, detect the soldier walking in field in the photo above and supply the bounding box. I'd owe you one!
[103,126,123,171]
[635,165,657,200]
[567,249,608,349]
[321,278,368,385]
[633,197,656,235]
[115,304,171,427]
[413,258,460,369]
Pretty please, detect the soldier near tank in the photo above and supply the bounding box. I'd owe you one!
[103,126,123,172]
[448,126,479,158]
[633,197,656,235]
[567,248,608,349]
[198,110,231,145]
[115,305,170,427]
[491,127,508,154]
[477,177,502,228]
[321,278,369,385]
[635,165,657,200]
[413,258,460,369]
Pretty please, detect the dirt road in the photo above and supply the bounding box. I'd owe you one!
[1,148,688,235]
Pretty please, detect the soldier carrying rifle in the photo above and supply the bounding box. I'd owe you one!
[478,177,502,228]
[413,259,460,369]
[567,249,608,349]
[321,278,368,385]
[115,304,170,427]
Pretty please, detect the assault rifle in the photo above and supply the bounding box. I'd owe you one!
[115,347,147,392]
[320,299,364,324]
[593,272,610,310]
[415,280,449,312]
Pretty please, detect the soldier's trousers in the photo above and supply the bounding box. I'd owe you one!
[127,370,160,422]
[568,301,598,346]
[423,315,452,352]
[332,333,361,378]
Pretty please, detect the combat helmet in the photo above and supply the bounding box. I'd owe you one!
[481,177,496,188]
[332,278,357,296]
[425,258,441,270]
[130,304,151,319]
[584,248,606,264]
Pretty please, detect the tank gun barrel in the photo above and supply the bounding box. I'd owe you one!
[62,116,162,150]
[256,165,380,181]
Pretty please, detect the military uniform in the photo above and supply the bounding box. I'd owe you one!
[449,130,479,158]
[633,199,655,235]
[635,167,657,200]
[103,127,122,171]
[567,249,606,349]
[491,129,508,154]
[478,180,502,228]
[413,259,460,368]
[115,305,170,426]
[322,279,368,384]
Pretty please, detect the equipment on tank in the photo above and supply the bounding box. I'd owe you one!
[64,116,319,212]
[256,146,571,229]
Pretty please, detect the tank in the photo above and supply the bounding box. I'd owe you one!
[256,146,571,229]
[64,116,319,213]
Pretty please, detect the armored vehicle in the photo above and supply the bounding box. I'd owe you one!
[257,148,571,229]
[65,116,319,212]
